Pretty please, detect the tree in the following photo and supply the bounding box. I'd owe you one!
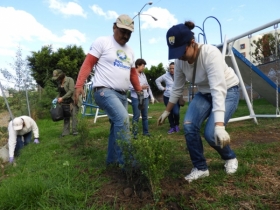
[250,32,280,65]
[0,46,37,117]
[0,46,36,91]
[27,45,86,88]
[145,63,166,96]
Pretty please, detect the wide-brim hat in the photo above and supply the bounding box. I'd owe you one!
[52,69,63,80]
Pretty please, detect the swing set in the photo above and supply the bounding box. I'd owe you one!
[197,17,280,124]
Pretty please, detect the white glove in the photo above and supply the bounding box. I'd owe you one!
[214,126,230,148]
[157,111,170,126]
[150,97,155,104]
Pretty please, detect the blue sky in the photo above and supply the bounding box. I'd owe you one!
[0,0,280,87]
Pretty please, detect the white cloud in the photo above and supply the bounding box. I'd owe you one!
[48,0,86,18]
[90,5,118,19]
[149,37,163,44]
[0,7,86,57]
[139,7,178,30]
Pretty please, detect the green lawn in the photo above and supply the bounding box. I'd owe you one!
[0,99,280,209]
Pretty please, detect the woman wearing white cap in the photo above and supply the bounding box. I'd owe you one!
[8,116,39,163]
[158,21,239,182]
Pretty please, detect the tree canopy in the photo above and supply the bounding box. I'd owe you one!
[250,32,280,65]
[27,45,86,88]
[144,63,166,95]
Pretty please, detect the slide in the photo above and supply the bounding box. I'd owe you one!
[224,47,280,106]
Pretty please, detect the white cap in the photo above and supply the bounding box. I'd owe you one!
[13,117,24,130]
[116,14,134,32]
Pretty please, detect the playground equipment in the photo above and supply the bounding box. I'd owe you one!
[195,17,280,124]
[81,81,108,123]
[81,81,134,123]
[218,19,280,123]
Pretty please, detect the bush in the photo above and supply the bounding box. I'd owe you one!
[119,135,176,201]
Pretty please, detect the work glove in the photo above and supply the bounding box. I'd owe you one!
[214,126,230,148]
[52,98,58,104]
[137,91,144,110]
[34,138,40,144]
[150,97,155,104]
[9,157,14,163]
[157,111,170,126]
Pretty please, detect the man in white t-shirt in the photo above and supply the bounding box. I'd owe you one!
[74,14,142,166]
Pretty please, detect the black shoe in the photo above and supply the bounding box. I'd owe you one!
[73,132,78,136]
[59,134,65,138]
[143,133,151,137]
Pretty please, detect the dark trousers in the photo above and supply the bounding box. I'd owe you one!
[14,131,32,156]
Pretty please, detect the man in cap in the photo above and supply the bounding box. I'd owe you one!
[52,69,82,137]
[74,14,142,166]
[8,116,39,163]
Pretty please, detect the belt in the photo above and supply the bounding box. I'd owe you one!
[94,86,127,95]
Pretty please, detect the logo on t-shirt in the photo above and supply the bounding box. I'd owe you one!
[113,50,131,69]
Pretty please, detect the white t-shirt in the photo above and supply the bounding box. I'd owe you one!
[89,35,135,91]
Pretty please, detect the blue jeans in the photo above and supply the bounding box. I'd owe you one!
[163,96,180,128]
[14,131,32,156]
[94,88,130,165]
[131,97,149,135]
[183,86,239,170]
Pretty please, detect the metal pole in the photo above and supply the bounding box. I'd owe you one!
[24,80,31,117]
[217,18,280,48]
[139,13,142,58]
[229,48,258,124]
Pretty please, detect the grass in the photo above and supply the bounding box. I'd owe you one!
[0,98,280,209]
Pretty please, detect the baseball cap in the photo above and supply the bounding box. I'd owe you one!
[52,69,63,80]
[13,117,24,130]
[116,14,134,32]
[166,24,194,60]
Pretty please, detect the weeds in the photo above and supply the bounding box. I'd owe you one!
[0,99,279,209]
[119,134,176,202]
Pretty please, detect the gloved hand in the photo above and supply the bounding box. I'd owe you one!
[150,97,155,104]
[137,91,144,110]
[34,138,40,144]
[214,126,230,148]
[9,157,14,163]
[157,111,170,126]
[52,98,58,104]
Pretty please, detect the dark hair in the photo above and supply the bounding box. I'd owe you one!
[169,62,174,66]
[57,73,66,82]
[135,58,147,68]
[184,21,195,46]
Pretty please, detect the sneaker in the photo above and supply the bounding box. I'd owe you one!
[73,132,79,136]
[184,168,209,183]
[167,128,175,134]
[175,125,180,132]
[224,158,238,174]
